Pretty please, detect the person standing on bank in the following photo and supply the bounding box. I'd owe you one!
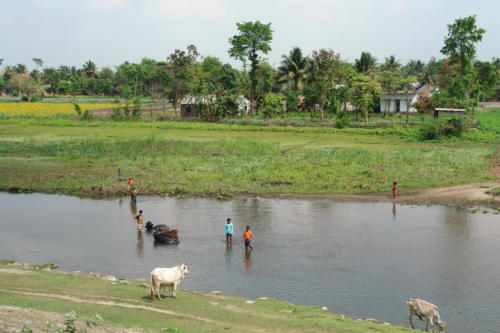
[392,181,397,199]
[242,225,254,251]
[134,210,144,233]
[225,218,234,245]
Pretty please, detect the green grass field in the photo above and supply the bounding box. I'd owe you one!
[0,110,498,198]
[0,262,413,332]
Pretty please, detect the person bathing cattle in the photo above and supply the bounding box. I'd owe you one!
[134,210,144,233]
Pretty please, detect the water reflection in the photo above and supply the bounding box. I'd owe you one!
[224,246,233,267]
[244,251,252,274]
[1,193,500,333]
[130,202,137,215]
[136,232,144,257]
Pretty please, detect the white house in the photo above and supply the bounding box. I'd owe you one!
[180,94,250,117]
[380,84,436,113]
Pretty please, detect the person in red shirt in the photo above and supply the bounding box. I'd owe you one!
[242,225,254,251]
[392,182,397,199]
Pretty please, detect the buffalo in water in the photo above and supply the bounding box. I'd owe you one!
[145,221,179,245]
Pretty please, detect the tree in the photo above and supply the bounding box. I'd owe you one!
[352,73,381,122]
[309,49,342,121]
[382,55,400,71]
[422,57,442,84]
[278,47,308,91]
[6,73,41,97]
[14,64,27,74]
[32,58,43,73]
[82,61,98,78]
[0,58,3,67]
[440,15,485,102]
[229,21,273,114]
[354,52,376,73]
[166,45,198,117]
[474,60,499,101]
[380,69,401,116]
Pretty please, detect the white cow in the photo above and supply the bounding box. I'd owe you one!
[405,298,446,332]
[150,264,189,300]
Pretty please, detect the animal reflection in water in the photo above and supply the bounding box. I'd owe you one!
[145,221,179,245]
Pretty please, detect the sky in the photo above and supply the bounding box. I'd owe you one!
[1,0,499,71]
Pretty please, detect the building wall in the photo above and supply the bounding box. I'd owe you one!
[380,94,418,113]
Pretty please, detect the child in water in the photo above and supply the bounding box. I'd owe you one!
[393,182,397,199]
[134,210,143,232]
[242,225,254,251]
[225,218,233,245]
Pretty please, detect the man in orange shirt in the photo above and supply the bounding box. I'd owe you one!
[242,225,254,251]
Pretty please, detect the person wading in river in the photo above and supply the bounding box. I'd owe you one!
[128,178,137,203]
[134,210,144,233]
[242,225,254,251]
[392,181,398,199]
[225,218,234,245]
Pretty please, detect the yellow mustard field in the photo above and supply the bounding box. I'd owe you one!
[0,103,120,116]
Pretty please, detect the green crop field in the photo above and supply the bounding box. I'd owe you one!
[0,109,498,198]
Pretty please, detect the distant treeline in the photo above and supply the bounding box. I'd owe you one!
[1,16,498,120]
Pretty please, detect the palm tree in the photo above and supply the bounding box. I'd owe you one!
[82,61,98,78]
[382,55,400,71]
[422,57,441,84]
[278,47,308,91]
[492,57,500,71]
[354,52,377,73]
[32,58,43,71]
[14,64,27,74]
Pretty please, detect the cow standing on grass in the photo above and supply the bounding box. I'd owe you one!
[405,298,446,332]
[150,264,189,300]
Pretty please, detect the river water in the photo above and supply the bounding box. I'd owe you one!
[1,192,499,333]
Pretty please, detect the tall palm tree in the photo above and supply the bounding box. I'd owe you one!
[382,55,400,71]
[82,61,98,78]
[14,64,27,74]
[278,47,308,91]
[422,57,441,84]
[354,52,377,74]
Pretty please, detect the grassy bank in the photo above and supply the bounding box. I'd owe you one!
[0,115,498,198]
[0,261,412,332]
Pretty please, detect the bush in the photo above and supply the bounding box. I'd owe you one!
[441,116,464,137]
[335,117,350,129]
[419,121,441,140]
[30,96,40,103]
[21,95,29,102]
[262,93,283,118]
[284,90,299,113]
[419,116,465,141]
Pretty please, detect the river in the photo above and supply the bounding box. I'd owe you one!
[1,192,499,333]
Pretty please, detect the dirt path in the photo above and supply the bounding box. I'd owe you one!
[262,182,500,206]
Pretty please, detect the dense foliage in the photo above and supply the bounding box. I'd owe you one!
[0,16,498,121]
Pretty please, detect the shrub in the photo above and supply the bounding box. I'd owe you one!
[284,90,299,113]
[21,95,29,102]
[419,116,465,141]
[440,116,464,137]
[335,117,350,129]
[73,103,82,116]
[30,96,40,103]
[262,93,283,118]
[419,121,441,140]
